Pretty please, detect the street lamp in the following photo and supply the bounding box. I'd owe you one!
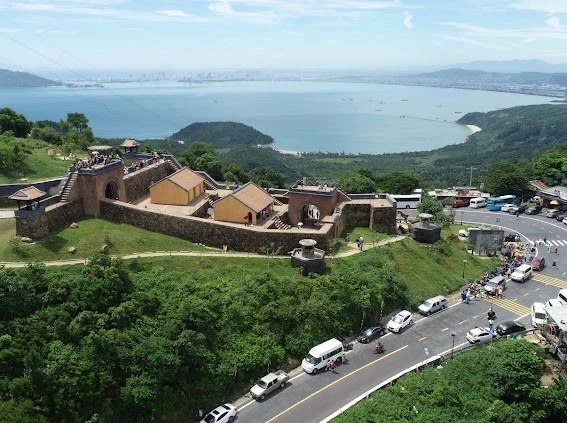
[462,260,467,280]
[451,332,456,359]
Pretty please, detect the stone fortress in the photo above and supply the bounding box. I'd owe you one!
[11,146,397,254]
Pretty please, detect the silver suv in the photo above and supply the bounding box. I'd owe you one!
[418,295,447,316]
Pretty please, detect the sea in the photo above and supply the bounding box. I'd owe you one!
[0,80,555,154]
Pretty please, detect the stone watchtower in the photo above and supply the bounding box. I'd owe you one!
[287,182,349,228]
[74,161,126,216]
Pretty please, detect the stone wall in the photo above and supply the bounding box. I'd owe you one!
[46,199,85,232]
[371,204,397,234]
[287,190,338,226]
[123,161,174,203]
[15,213,49,239]
[14,199,84,240]
[100,199,332,253]
[341,203,371,227]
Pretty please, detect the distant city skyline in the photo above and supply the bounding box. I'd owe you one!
[2,0,567,75]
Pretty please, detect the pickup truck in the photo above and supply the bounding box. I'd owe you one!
[250,370,289,400]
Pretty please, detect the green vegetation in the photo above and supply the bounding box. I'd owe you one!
[0,215,498,421]
[168,121,274,148]
[0,69,61,88]
[0,217,207,262]
[333,340,567,422]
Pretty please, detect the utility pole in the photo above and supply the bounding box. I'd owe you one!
[469,166,477,188]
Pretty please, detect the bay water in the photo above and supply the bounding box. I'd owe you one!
[0,80,553,154]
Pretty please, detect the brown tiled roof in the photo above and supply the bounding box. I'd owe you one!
[529,180,549,191]
[149,167,204,191]
[121,139,140,147]
[8,186,46,201]
[231,182,276,212]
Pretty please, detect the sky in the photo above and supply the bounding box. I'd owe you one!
[1,0,567,73]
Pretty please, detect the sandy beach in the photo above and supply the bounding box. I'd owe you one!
[466,124,482,134]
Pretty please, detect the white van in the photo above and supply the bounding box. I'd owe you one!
[470,197,487,208]
[546,298,566,307]
[558,289,567,304]
[511,264,532,282]
[301,338,344,374]
[531,302,547,327]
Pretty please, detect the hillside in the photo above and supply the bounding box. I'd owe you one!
[414,68,567,86]
[167,121,274,148]
[0,68,61,88]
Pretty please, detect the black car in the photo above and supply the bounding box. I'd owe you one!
[524,205,543,215]
[557,213,567,222]
[504,233,520,243]
[357,325,386,343]
[496,320,526,336]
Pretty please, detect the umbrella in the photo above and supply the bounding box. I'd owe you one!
[550,200,559,205]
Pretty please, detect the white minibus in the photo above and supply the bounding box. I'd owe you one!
[393,194,421,209]
[469,197,487,208]
[301,338,344,374]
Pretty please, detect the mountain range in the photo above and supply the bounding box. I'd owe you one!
[0,69,61,88]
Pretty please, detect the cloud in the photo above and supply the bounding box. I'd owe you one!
[403,11,413,29]
[156,9,194,18]
[545,16,561,28]
[208,1,279,24]
[441,21,567,41]
[506,0,567,14]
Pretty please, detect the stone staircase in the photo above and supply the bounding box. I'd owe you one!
[60,172,78,202]
[272,215,292,230]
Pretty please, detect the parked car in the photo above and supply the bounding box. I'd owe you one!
[503,233,520,243]
[546,209,561,218]
[387,310,413,333]
[507,205,519,214]
[484,276,507,295]
[250,370,289,400]
[418,295,448,316]
[357,325,386,343]
[556,213,567,222]
[451,199,470,208]
[563,217,567,225]
[466,327,495,344]
[199,404,236,423]
[531,302,547,327]
[525,205,543,215]
[496,320,526,336]
[531,256,545,271]
[500,203,516,212]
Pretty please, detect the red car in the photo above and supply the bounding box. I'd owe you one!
[452,199,470,208]
[532,256,545,271]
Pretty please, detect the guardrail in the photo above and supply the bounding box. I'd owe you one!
[318,333,527,423]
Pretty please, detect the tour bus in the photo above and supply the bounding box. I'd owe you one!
[393,194,422,209]
[486,195,517,211]
[469,197,487,208]
[301,338,344,374]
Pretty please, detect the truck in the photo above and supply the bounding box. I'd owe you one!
[249,370,289,400]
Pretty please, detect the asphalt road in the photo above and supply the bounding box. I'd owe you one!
[236,206,567,423]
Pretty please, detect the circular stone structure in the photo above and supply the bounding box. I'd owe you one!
[413,213,441,244]
[291,238,326,275]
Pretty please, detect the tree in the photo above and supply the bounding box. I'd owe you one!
[179,142,215,168]
[194,152,224,181]
[484,162,528,196]
[249,167,285,188]
[30,126,63,145]
[0,108,32,138]
[66,113,90,132]
[339,172,376,194]
[223,163,249,184]
[375,171,420,194]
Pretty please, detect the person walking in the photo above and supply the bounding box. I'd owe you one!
[329,359,337,374]
[555,247,559,255]
[487,308,496,321]
[325,360,331,372]
[553,260,557,269]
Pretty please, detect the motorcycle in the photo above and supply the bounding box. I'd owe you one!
[373,342,384,354]
[342,342,354,351]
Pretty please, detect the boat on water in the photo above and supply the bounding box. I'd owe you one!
[454,111,462,113]
[401,99,408,101]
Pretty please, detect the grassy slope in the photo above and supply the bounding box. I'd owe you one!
[0,138,72,184]
[1,217,496,306]
[0,217,207,262]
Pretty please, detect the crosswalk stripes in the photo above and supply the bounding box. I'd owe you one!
[539,240,566,247]
[484,297,530,316]
[532,274,567,289]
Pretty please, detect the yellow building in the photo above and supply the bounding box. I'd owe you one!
[149,167,205,205]
[213,182,278,225]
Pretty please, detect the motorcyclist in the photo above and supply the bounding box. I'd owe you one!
[374,342,384,354]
